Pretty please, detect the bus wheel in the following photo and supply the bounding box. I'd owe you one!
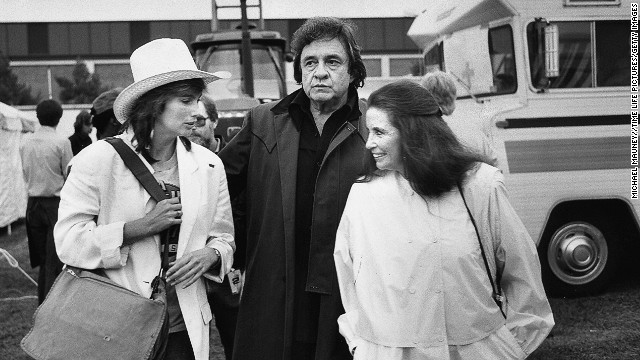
[540,220,619,297]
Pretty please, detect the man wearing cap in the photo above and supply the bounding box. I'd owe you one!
[91,87,123,140]
[219,17,368,360]
[20,99,73,303]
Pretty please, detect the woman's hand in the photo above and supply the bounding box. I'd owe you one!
[166,247,220,288]
[123,197,182,246]
[143,197,182,234]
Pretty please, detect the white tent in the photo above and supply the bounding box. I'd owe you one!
[0,102,37,229]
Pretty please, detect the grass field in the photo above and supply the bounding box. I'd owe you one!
[2,221,639,359]
[0,222,226,360]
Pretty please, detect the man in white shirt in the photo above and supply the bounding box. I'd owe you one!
[20,99,73,303]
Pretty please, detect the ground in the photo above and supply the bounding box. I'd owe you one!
[0,221,226,360]
[1,221,639,359]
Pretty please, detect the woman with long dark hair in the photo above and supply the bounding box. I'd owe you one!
[54,38,234,360]
[68,109,92,155]
[334,80,553,359]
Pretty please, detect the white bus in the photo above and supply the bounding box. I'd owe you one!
[408,0,634,297]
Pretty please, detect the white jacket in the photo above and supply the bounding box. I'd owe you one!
[334,164,553,359]
[54,131,235,360]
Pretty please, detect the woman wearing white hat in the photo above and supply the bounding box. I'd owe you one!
[54,38,234,360]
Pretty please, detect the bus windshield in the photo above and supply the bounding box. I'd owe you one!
[439,24,517,98]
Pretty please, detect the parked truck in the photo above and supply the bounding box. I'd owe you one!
[408,0,634,297]
[192,0,288,142]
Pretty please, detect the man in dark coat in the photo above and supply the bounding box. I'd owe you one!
[218,17,368,360]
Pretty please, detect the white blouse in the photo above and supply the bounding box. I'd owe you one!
[334,167,553,359]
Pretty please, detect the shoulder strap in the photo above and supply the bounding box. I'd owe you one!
[105,137,171,279]
[457,182,506,319]
[104,137,167,203]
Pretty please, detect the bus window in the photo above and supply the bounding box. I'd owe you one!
[424,42,443,73]
[488,25,517,94]
[442,26,502,97]
[528,21,627,89]
[556,22,592,88]
[529,22,592,89]
[596,20,630,87]
[439,25,516,98]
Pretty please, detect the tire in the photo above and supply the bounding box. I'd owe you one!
[539,219,620,297]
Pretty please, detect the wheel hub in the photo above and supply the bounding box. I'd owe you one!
[548,222,608,285]
[560,238,595,270]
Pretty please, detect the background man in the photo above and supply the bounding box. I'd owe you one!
[90,88,123,140]
[19,99,73,303]
[219,17,368,360]
[188,93,238,360]
[190,94,226,153]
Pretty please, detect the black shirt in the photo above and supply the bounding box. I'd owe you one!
[68,132,92,156]
[289,87,361,343]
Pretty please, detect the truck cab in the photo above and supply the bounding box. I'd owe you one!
[408,0,634,297]
[192,27,288,142]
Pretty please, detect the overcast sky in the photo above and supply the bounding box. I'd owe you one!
[2,0,433,22]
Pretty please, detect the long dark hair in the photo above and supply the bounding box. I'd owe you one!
[73,110,92,134]
[291,17,366,88]
[362,80,487,198]
[126,78,205,158]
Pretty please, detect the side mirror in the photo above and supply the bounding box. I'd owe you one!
[284,52,295,62]
[544,24,559,78]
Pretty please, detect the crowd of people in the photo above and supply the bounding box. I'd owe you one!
[20,16,554,360]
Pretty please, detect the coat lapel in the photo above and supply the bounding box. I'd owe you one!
[322,122,358,165]
[176,139,199,257]
[321,100,368,165]
[274,112,299,237]
[271,110,299,356]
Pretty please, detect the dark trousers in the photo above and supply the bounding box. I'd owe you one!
[207,278,240,360]
[292,340,317,360]
[165,330,195,360]
[25,196,63,304]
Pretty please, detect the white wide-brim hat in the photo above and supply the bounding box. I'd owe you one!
[113,38,230,124]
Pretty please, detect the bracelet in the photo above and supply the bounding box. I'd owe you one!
[213,248,221,264]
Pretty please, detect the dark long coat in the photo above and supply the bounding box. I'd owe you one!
[219,89,368,360]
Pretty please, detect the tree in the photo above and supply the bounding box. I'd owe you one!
[0,51,40,105]
[55,59,108,104]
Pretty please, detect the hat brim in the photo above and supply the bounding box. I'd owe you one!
[113,70,230,124]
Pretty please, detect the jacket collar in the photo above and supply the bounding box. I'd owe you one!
[271,86,360,116]
[176,137,199,256]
